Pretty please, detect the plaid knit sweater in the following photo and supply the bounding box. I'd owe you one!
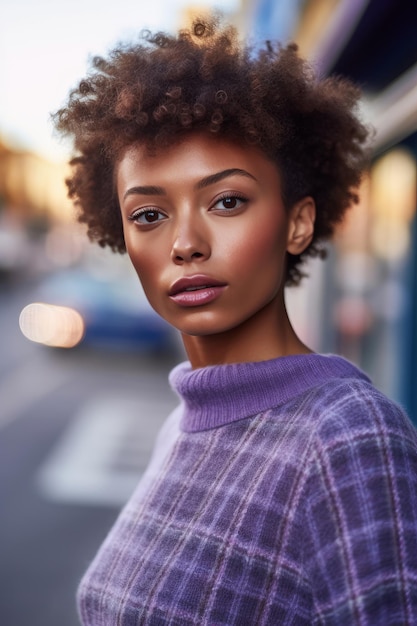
[77,354,417,625]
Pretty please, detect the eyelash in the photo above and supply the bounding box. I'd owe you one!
[210,193,248,212]
[127,208,167,225]
[127,192,249,225]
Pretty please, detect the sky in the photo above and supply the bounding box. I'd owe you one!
[0,0,239,161]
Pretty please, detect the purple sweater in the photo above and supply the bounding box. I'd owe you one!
[77,354,417,625]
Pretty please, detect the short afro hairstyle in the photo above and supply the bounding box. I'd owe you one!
[53,17,370,286]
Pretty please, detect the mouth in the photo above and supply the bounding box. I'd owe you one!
[168,275,227,307]
[169,275,227,296]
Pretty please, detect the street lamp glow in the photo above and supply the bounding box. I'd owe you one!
[19,303,85,348]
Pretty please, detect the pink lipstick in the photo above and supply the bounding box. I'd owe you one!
[169,275,227,307]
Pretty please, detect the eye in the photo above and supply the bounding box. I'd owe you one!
[128,208,167,225]
[211,194,247,212]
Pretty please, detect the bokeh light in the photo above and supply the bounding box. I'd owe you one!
[19,302,85,348]
[370,148,417,261]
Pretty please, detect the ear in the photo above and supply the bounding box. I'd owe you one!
[286,196,316,255]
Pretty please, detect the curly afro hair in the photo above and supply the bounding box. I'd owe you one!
[53,17,370,286]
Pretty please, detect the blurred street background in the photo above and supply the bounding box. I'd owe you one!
[1,0,417,624]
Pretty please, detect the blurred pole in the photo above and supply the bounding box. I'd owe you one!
[400,203,417,423]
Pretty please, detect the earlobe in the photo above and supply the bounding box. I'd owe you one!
[286,197,316,255]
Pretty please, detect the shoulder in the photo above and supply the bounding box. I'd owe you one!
[304,375,417,450]
[300,377,417,524]
[293,375,417,506]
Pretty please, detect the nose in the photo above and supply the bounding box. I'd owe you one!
[171,214,211,264]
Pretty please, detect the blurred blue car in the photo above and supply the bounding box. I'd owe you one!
[33,253,178,353]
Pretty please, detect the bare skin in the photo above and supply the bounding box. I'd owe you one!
[181,297,312,369]
[117,132,315,369]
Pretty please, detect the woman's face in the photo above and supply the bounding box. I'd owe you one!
[117,133,298,338]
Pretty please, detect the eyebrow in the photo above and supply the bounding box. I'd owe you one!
[195,168,257,189]
[122,168,257,202]
[123,185,165,200]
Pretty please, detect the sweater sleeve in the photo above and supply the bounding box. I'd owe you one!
[302,380,417,626]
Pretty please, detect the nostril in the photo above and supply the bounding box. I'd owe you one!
[172,247,208,264]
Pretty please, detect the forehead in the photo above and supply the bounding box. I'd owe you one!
[116,132,281,188]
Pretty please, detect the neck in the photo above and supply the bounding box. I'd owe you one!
[181,295,311,369]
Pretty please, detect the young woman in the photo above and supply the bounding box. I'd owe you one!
[54,18,417,625]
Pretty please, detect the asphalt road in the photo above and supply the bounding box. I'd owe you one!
[0,276,180,626]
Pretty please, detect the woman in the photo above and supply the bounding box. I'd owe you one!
[54,18,417,625]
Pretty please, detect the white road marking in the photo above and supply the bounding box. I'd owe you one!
[36,394,175,507]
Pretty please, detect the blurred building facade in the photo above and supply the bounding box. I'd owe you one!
[247,0,417,420]
[0,138,73,221]
[0,137,82,280]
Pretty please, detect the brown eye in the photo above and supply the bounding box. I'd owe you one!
[129,208,167,225]
[143,211,159,222]
[212,195,247,212]
[222,197,238,209]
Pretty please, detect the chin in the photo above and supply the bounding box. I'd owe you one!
[177,320,242,338]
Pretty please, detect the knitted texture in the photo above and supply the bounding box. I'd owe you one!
[77,354,417,625]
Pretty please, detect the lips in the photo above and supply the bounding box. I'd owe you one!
[169,275,226,296]
[168,275,227,307]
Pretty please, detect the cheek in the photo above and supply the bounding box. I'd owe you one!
[232,216,288,274]
[124,238,156,291]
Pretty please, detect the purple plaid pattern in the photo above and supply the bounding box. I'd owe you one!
[77,354,417,625]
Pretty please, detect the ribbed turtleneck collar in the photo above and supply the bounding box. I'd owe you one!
[169,353,370,433]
